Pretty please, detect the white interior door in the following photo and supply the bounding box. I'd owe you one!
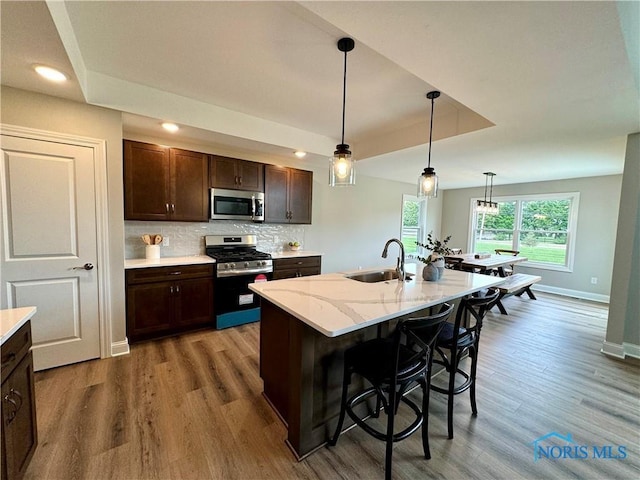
[1,133,101,370]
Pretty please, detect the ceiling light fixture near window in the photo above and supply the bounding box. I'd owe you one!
[294,151,307,158]
[417,91,441,198]
[476,172,499,215]
[329,37,356,187]
[162,122,179,133]
[34,65,67,82]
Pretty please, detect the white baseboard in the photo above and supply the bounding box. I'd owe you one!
[601,341,626,359]
[532,284,610,304]
[111,339,130,357]
[601,341,640,360]
[623,342,640,359]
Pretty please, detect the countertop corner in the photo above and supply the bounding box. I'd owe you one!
[1,306,37,345]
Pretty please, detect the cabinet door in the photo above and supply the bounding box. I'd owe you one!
[288,168,313,224]
[236,159,264,192]
[174,277,214,328]
[124,141,171,220]
[209,155,239,189]
[1,353,37,480]
[264,165,289,223]
[126,282,174,340]
[170,148,209,221]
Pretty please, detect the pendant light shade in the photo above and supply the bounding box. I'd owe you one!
[476,172,499,215]
[330,37,356,187]
[418,91,441,198]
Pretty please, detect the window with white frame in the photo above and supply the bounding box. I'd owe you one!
[470,192,580,271]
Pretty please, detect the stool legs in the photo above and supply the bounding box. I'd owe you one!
[329,369,351,446]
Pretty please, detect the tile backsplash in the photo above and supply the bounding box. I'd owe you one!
[125,221,307,259]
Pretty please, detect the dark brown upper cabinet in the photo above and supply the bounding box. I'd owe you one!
[264,165,313,224]
[209,155,264,192]
[124,140,208,222]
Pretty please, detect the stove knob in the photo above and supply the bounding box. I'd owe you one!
[244,262,250,268]
[229,263,236,269]
[261,261,267,266]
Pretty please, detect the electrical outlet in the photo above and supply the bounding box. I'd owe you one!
[590,277,598,285]
[163,237,170,246]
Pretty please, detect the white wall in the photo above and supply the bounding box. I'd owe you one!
[1,86,127,345]
[441,175,623,300]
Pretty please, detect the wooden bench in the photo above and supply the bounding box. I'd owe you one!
[489,273,542,314]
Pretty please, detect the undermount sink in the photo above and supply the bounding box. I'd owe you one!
[346,269,413,283]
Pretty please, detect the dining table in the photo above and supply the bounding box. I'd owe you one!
[447,253,528,277]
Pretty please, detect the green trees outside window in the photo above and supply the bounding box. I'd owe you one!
[473,194,579,269]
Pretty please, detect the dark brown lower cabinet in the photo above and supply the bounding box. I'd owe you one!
[272,256,321,280]
[126,264,214,342]
[1,321,37,480]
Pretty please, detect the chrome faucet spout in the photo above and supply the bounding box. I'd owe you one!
[381,238,406,282]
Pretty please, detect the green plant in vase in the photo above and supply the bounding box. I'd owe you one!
[416,232,452,281]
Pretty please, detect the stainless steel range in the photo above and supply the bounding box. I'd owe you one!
[205,235,272,329]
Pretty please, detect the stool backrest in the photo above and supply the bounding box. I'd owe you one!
[453,289,500,344]
[495,249,519,256]
[398,303,455,367]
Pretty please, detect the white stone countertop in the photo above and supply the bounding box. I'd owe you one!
[1,306,37,346]
[270,250,324,259]
[125,255,216,269]
[249,263,506,337]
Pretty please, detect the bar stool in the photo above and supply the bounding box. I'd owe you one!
[430,289,499,439]
[329,303,454,480]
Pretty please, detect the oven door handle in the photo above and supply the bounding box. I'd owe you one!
[217,267,273,278]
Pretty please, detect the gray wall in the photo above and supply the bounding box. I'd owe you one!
[1,86,127,345]
[606,132,640,353]
[441,175,623,299]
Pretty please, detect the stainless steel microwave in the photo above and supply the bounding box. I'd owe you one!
[210,188,264,222]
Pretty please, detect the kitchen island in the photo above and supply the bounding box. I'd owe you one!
[249,264,504,458]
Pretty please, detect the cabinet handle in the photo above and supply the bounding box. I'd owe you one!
[3,390,22,424]
[1,352,16,367]
[176,285,180,294]
[166,203,170,213]
[169,271,182,275]
[170,286,174,294]
[171,204,175,213]
[238,176,242,186]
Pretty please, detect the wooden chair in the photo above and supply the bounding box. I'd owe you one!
[494,249,520,276]
[431,289,500,439]
[329,304,454,480]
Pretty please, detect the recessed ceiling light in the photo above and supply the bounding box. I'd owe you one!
[162,122,179,133]
[294,151,306,158]
[34,65,67,82]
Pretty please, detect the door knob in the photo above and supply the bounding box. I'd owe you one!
[73,263,94,271]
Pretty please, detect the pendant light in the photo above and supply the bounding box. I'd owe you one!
[417,90,441,198]
[329,37,356,186]
[476,172,499,215]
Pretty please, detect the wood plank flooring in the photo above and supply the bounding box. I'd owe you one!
[23,292,639,479]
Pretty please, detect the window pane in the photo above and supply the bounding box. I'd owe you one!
[402,198,419,254]
[474,201,516,252]
[519,199,570,265]
[518,231,567,265]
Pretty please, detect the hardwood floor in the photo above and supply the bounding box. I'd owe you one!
[24,293,639,479]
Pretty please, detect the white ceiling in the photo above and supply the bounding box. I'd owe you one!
[1,1,638,189]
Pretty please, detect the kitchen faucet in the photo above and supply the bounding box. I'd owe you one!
[381,238,406,282]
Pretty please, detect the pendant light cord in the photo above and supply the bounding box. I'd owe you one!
[427,95,435,169]
[341,49,348,145]
[484,174,489,202]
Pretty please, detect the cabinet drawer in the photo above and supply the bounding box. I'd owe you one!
[273,266,320,280]
[273,256,321,270]
[1,321,32,381]
[126,264,214,285]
